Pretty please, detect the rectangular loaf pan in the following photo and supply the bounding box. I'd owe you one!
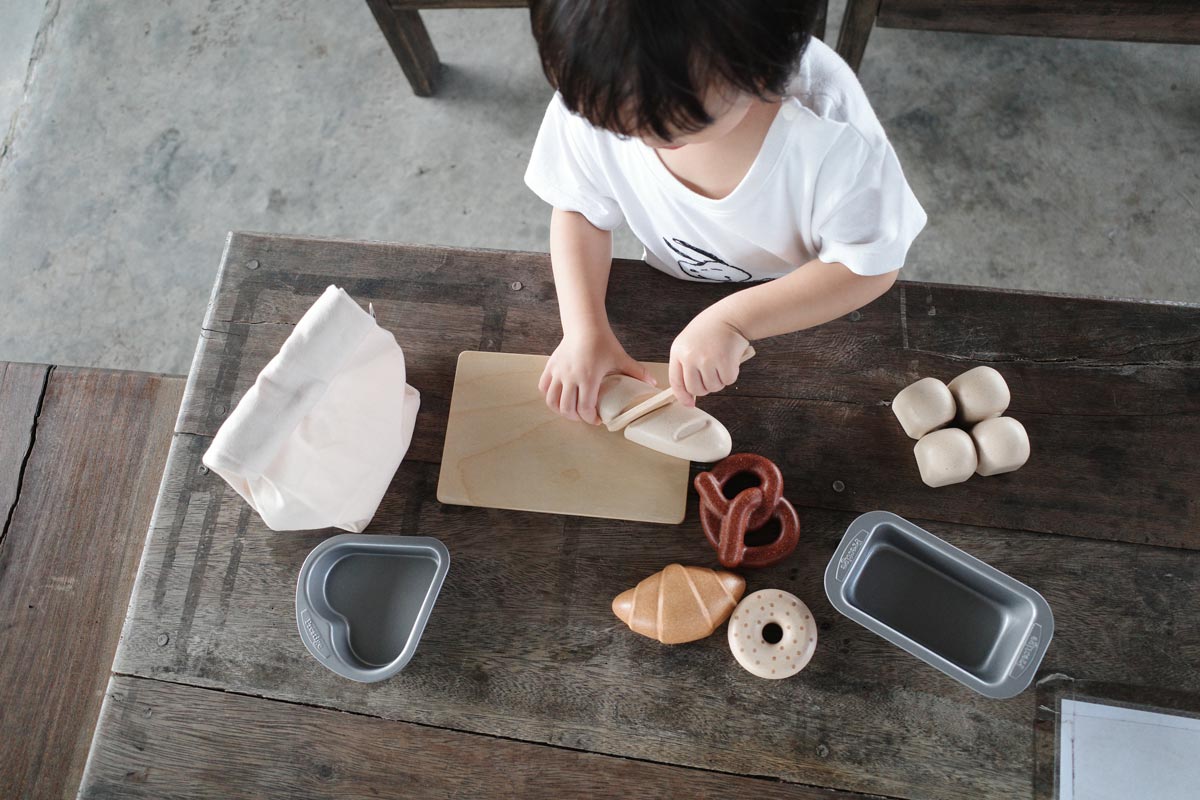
[825,511,1053,699]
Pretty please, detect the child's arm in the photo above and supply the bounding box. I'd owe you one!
[538,208,657,424]
[669,260,898,405]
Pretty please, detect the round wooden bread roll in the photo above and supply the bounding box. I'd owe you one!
[971,416,1030,476]
[892,377,956,440]
[727,589,817,679]
[948,366,1010,424]
[914,427,978,488]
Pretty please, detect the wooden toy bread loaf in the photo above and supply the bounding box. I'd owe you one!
[611,564,746,644]
[623,402,733,462]
[598,374,734,462]
[597,374,658,429]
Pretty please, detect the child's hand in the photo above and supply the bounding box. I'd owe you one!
[539,328,657,424]
[670,312,751,407]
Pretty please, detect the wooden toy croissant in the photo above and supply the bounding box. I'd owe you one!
[611,564,746,644]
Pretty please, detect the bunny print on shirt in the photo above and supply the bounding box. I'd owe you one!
[663,238,754,282]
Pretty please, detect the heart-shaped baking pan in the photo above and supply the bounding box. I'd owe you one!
[295,534,449,682]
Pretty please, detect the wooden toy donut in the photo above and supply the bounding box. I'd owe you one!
[727,589,817,679]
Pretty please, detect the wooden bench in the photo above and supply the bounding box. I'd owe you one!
[76,232,1200,798]
[368,0,829,96]
[0,364,182,799]
[838,0,1200,72]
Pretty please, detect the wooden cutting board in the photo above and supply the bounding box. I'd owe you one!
[437,351,687,523]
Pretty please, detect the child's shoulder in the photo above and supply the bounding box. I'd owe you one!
[787,38,887,147]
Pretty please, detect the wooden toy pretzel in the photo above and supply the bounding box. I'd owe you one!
[694,453,800,569]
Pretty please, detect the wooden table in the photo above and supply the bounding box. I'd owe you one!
[79,232,1200,799]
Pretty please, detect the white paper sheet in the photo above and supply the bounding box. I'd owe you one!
[1059,699,1200,800]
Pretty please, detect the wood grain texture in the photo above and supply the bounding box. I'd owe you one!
[114,432,1200,799]
[82,675,869,800]
[813,0,828,41]
[380,0,832,40]
[877,0,1200,44]
[364,2,441,96]
[438,351,688,523]
[0,367,183,800]
[389,0,528,8]
[102,233,1200,799]
[836,0,882,71]
[177,234,1200,549]
[0,362,50,547]
[701,395,1200,549]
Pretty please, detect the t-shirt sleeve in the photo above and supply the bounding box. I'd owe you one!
[524,93,624,231]
[810,126,927,276]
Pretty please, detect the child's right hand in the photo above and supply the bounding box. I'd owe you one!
[539,328,657,425]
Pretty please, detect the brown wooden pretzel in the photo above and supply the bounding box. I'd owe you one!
[694,453,800,569]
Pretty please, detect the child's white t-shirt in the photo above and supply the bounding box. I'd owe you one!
[524,38,927,282]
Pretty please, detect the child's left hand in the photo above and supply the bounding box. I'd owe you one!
[670,311,751,407]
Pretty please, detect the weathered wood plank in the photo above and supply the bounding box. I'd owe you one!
[836,0,882,71]
[877,0,1200,45]
[365,3,441,96]
[390,0,528,8]
[0,362,50,547]
[172,239,1200,548]
[179,320,1200,549]
[0,368,183,800]
[197,233,552,335]
[813,0,829,41]
[114,433,1200,799]
[126,234,1199,798]
[81,675,869,800]
[197,234,1200,420]
[702,395,1200,549]
[510,282,1200,418]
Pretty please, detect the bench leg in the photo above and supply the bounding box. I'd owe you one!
[836,0,882,72]
[365,1,441,97]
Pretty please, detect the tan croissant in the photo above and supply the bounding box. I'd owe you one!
[612,564,745,644]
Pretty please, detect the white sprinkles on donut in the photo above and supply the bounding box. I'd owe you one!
[727,589,818,680]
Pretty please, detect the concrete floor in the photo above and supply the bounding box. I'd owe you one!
[1,1,1197,375]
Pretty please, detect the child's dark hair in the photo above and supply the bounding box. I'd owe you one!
[529,0,819,141]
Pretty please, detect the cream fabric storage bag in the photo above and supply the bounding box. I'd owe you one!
[203,285,419,531]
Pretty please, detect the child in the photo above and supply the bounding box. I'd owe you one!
[525,0,926,425]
